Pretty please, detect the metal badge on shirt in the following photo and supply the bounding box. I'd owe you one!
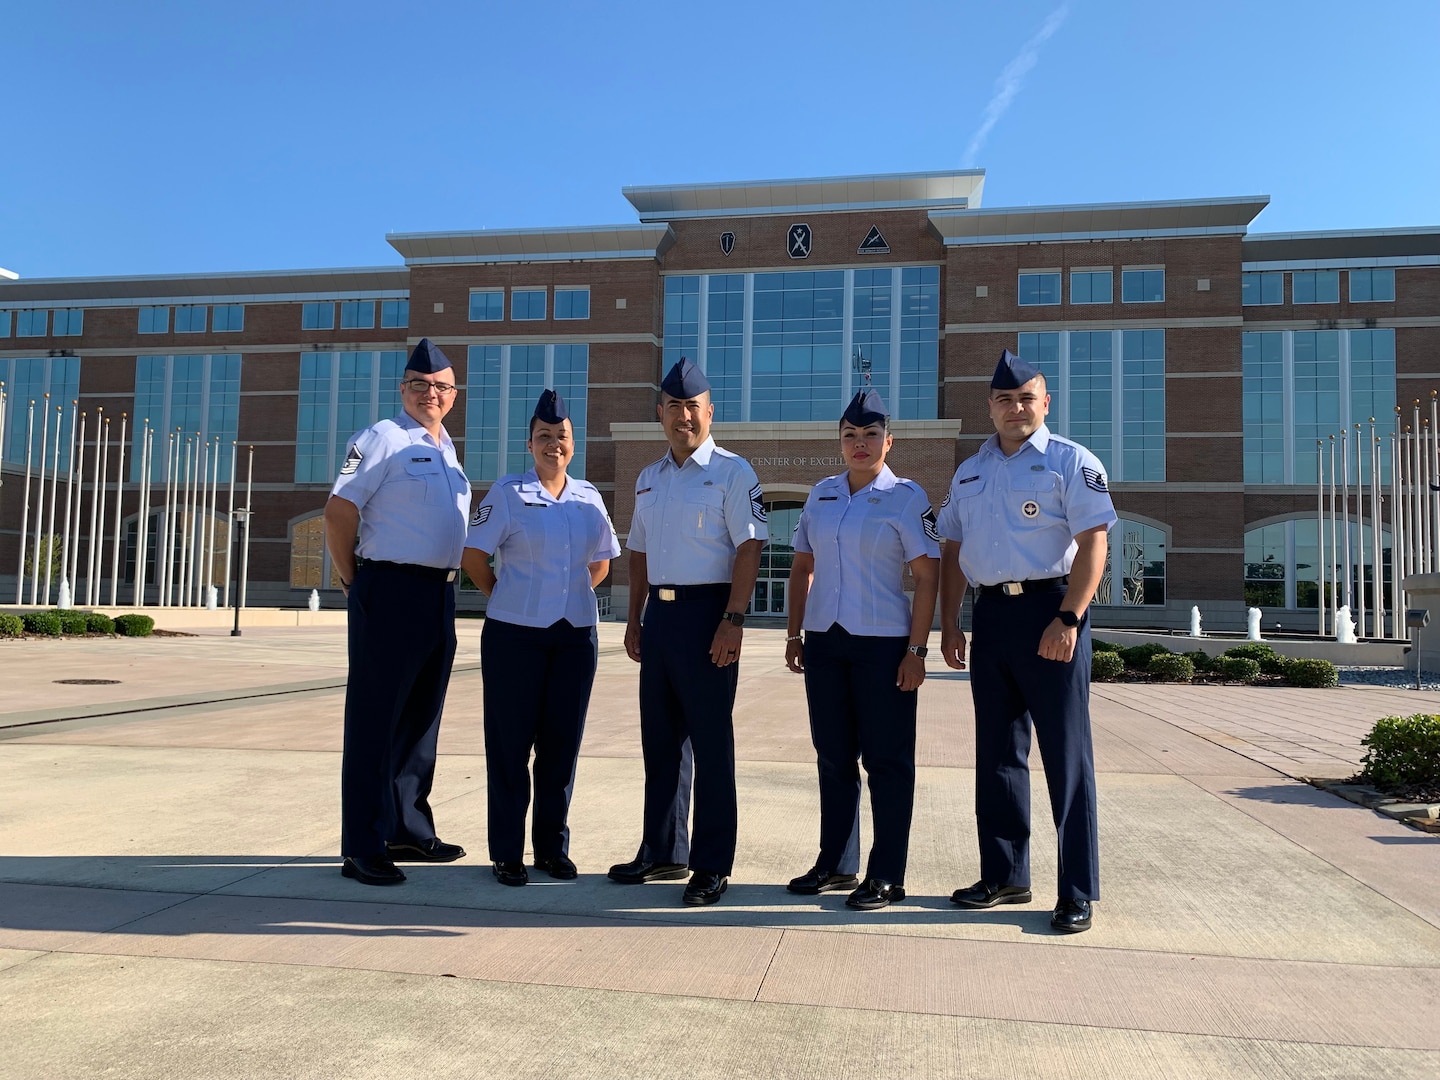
[1022,500,1040,519]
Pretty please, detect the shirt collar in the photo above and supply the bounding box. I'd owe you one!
[981,423,1051,460]
[396,409,453,450]
[519,467,568,502]
[664,435,717,471]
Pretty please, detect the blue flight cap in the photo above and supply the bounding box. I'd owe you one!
[990,349,1042,390]
[660,358,711,399]
[533,388,569,424]
[407,338,452,374]
[841,388,888,426]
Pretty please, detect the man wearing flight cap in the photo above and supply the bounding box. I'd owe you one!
[610,358,769,905]
[935,350,1115,932]
[326,338,472,886]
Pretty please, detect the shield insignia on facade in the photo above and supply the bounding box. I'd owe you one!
[720,231,735,256]
[787,222,812,259]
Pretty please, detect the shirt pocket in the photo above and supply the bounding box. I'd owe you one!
[1009,472,1062,525]
[403,457,444,499]
[684,488,727,537]
[945,479,986,537]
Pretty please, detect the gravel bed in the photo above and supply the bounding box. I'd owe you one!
[1338,666,1440,691]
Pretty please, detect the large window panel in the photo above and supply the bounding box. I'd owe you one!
[464,343,590,482]
[1350,269,1395,302]
[131,354,242,481]
[1018,272,1060,306]
[292,350,405,483]
[0,356,81,468]
[1094,518,1165,606]
[1242,272,1284,306]
[1121,329,1165,481]
[1242,332,1285,484]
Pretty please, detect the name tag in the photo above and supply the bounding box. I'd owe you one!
[636,487,652,496]
[818,496,839,501]
[411,456,433,463]
[956,475,980,486]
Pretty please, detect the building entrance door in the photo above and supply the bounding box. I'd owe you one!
[751,503,802,617]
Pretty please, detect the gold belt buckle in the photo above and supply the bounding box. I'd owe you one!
[1001,581,1024,597]
[445,570,458,583]
[658,587,677,602]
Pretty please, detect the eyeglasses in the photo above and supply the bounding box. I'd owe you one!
[403,379,457,396]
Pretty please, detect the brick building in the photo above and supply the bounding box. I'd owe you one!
[2,170,1436,631]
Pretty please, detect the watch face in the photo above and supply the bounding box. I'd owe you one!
[909,645,928,658]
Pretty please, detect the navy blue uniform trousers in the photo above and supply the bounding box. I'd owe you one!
[341,562,457,858]
[969,587,1099,900]
[803,626,916,884]
[638,584,738,875]
[480,616,598,863]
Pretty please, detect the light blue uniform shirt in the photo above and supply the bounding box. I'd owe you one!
[627,436,770,585]
[936,424,1116,586]
[793,465,940,637]
[330,411,471,569]
[465,469,621,628]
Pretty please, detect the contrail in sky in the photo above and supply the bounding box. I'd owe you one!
[964,4,1071,167]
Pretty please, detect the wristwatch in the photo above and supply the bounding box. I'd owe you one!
[907,644,928,658]
[1056,610,1080,628]
[721,611,746,627]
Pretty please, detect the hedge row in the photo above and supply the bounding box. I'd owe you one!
[1091,639,1338,687]
[0,610,147,638]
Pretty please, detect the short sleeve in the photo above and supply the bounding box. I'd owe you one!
[589,490,621,561]
[464,481,513,553]
[1062,448,1118,535]
[723,461,770,548]
[626,473,651,554]
[791,490,818,555]
[935,478,963,543]
[897,486,941,562]
[329,426,389,510]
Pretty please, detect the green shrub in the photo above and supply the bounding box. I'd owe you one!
[1119,643,1171,670]
[22,611,62,637]
[1092,650,1125,681]
[0,614,23,638]
[1092,638,1121,653]
[1182,649,1213,672]
[1148,653,1195,682]
[113,614,155,637]
[55,609,89,635]
[1213,656,1260,683]
[1222,642,1289,675]
[1285,658,1338,688]
[85,612,115,634]
[1358,714,1440,789]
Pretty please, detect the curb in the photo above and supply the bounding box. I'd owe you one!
[1307,778,1440,833]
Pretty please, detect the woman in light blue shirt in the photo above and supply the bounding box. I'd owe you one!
[461,389,619,887]
[783,388,940,910]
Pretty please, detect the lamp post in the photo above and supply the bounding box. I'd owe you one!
[230,507,251,637]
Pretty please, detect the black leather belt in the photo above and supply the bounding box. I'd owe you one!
[358,558,458,583]
[650,583,730,602]
[974,576,1068,597]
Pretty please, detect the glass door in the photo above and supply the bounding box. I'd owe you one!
[751,503,802,616]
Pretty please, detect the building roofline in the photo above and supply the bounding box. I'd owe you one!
[0,266,409,304]
[622,170,986,221]
[930,195,1270,245]
[386,224,675,264]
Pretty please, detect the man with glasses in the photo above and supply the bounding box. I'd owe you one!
[325,338,472,885]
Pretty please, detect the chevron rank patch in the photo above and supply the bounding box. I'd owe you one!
[940,491,951,508]
[339,444,363,475]
[922,506,940,542]
[749,483,767,521]
[1082,467,1108,493]
[469,504,491,527]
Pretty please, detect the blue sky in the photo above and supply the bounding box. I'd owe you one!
[3,0,1436,278]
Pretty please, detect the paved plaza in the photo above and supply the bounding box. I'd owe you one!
[2,621,1438,1079]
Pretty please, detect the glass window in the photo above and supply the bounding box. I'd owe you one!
[1094,519,1165,606]
[139,306,170,334]
[554,287,590,320]
[1244,522,1287,608]
[1,356,81,467]
[1018,272,1061,306]
[1242,272,1284,305]
[468,291,504,321]
[1068,331,1114,474]
[1120,329,1165,481]
[302,302,334,330]
[174,305,207,333]
[662,276,701,373]
[211,304,244,332]
[1242,332,1285,484]
[293,349,406,483]
[1292,270,1339,304]
[130,354,241,481]
[1070,271,1112,305]
[1016,331,1061,430]
[512,289,547,320]
[16,310,47,336]
[340,301,375,329]
[0,310,9,337]
[380,299,409,328]
[1350,268,1395,302]
[52,308,84,336]
[706,274,745,421]
[465,343,589,481]
[1121,269,1164,303]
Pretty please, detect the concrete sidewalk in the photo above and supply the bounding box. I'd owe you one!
[2,625,1438,1078]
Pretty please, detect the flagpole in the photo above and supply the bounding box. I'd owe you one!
[58,401,78,607]
[29,393,51,606]
[15,400,34,604]
[223,441,237,607]
[109,414,127,607]
[240,446,254,607]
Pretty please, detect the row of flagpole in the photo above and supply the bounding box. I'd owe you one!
[1315,392,1440,640]
[0,382,255,609]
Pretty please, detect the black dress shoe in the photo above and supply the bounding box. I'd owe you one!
[492,861,529,887]
[845,878,906,910]
[787,866,861,895]
[950,880,1032,909]
[607,857,690,884]
[534,854,578,880]
[682,871,728,906]
[1051,898,1093,933]
[386,837,466,863]
[341,856,406,886]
